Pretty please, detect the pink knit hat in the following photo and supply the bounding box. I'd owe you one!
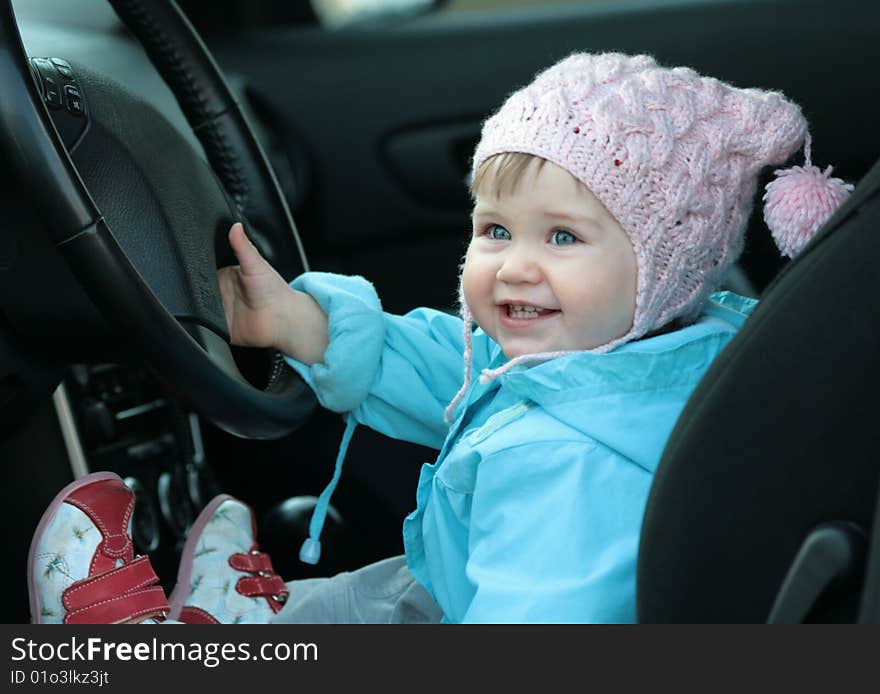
[445,52,851,422]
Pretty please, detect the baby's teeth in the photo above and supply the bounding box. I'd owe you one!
[508,304,539,318]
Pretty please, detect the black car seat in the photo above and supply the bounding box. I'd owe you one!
[637,157,880,623]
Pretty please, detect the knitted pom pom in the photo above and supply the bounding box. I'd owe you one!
[763,163,852,258]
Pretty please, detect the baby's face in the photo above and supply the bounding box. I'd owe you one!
[462,159,637,359]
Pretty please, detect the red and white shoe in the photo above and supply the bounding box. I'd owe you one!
[28,472,169,624]
[167,495,288,624]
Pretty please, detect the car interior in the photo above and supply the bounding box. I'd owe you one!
[1,0,879,624]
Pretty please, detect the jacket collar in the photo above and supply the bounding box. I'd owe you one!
[468,292,757,470]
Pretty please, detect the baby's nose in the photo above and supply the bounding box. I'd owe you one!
[496,247,542,284]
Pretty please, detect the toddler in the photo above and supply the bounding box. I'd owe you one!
[28,53,851,624]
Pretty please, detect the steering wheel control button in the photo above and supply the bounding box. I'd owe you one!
[51,58,75,80]
[64,85,85,117]
[29,58,88,149]
[38,72,63,109]
[30,59,61,105]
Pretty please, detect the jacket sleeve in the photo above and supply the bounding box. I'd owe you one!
[282,272,491,450]
[461,440,653,623]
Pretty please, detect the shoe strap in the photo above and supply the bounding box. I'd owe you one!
[229,550,274,574]
[65,477,135,575]
[236,574,288,611]
[231,546,289,613]
[236,574,287,597]
[62,555,169,624]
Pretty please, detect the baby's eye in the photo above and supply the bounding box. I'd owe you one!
[485,224,511,240]
[551,229,577,245]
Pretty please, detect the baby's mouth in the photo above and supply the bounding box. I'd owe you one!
[504,304,559,319]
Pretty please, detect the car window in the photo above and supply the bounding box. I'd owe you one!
[13,0,735,35]
[313,0,435,26]
[316,0,737,25]
[439,0,673,14]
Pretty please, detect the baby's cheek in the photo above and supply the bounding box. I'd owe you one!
[460,261,495,335]
[459,255,483,305]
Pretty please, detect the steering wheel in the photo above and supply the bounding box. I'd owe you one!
[0,0,316,438]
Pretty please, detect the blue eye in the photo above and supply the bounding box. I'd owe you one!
[486,224,511,240]
[551,229,577,245]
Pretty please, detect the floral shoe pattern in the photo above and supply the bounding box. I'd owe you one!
[167,495,288,624]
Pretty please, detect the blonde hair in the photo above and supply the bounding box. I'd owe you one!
[470,152,547,200]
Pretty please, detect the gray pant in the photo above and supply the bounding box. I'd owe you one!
[270,555,444,624]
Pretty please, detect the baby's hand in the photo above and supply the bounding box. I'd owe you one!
[217,223,292,349]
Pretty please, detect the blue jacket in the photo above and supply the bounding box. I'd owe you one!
[284,272,756,623]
